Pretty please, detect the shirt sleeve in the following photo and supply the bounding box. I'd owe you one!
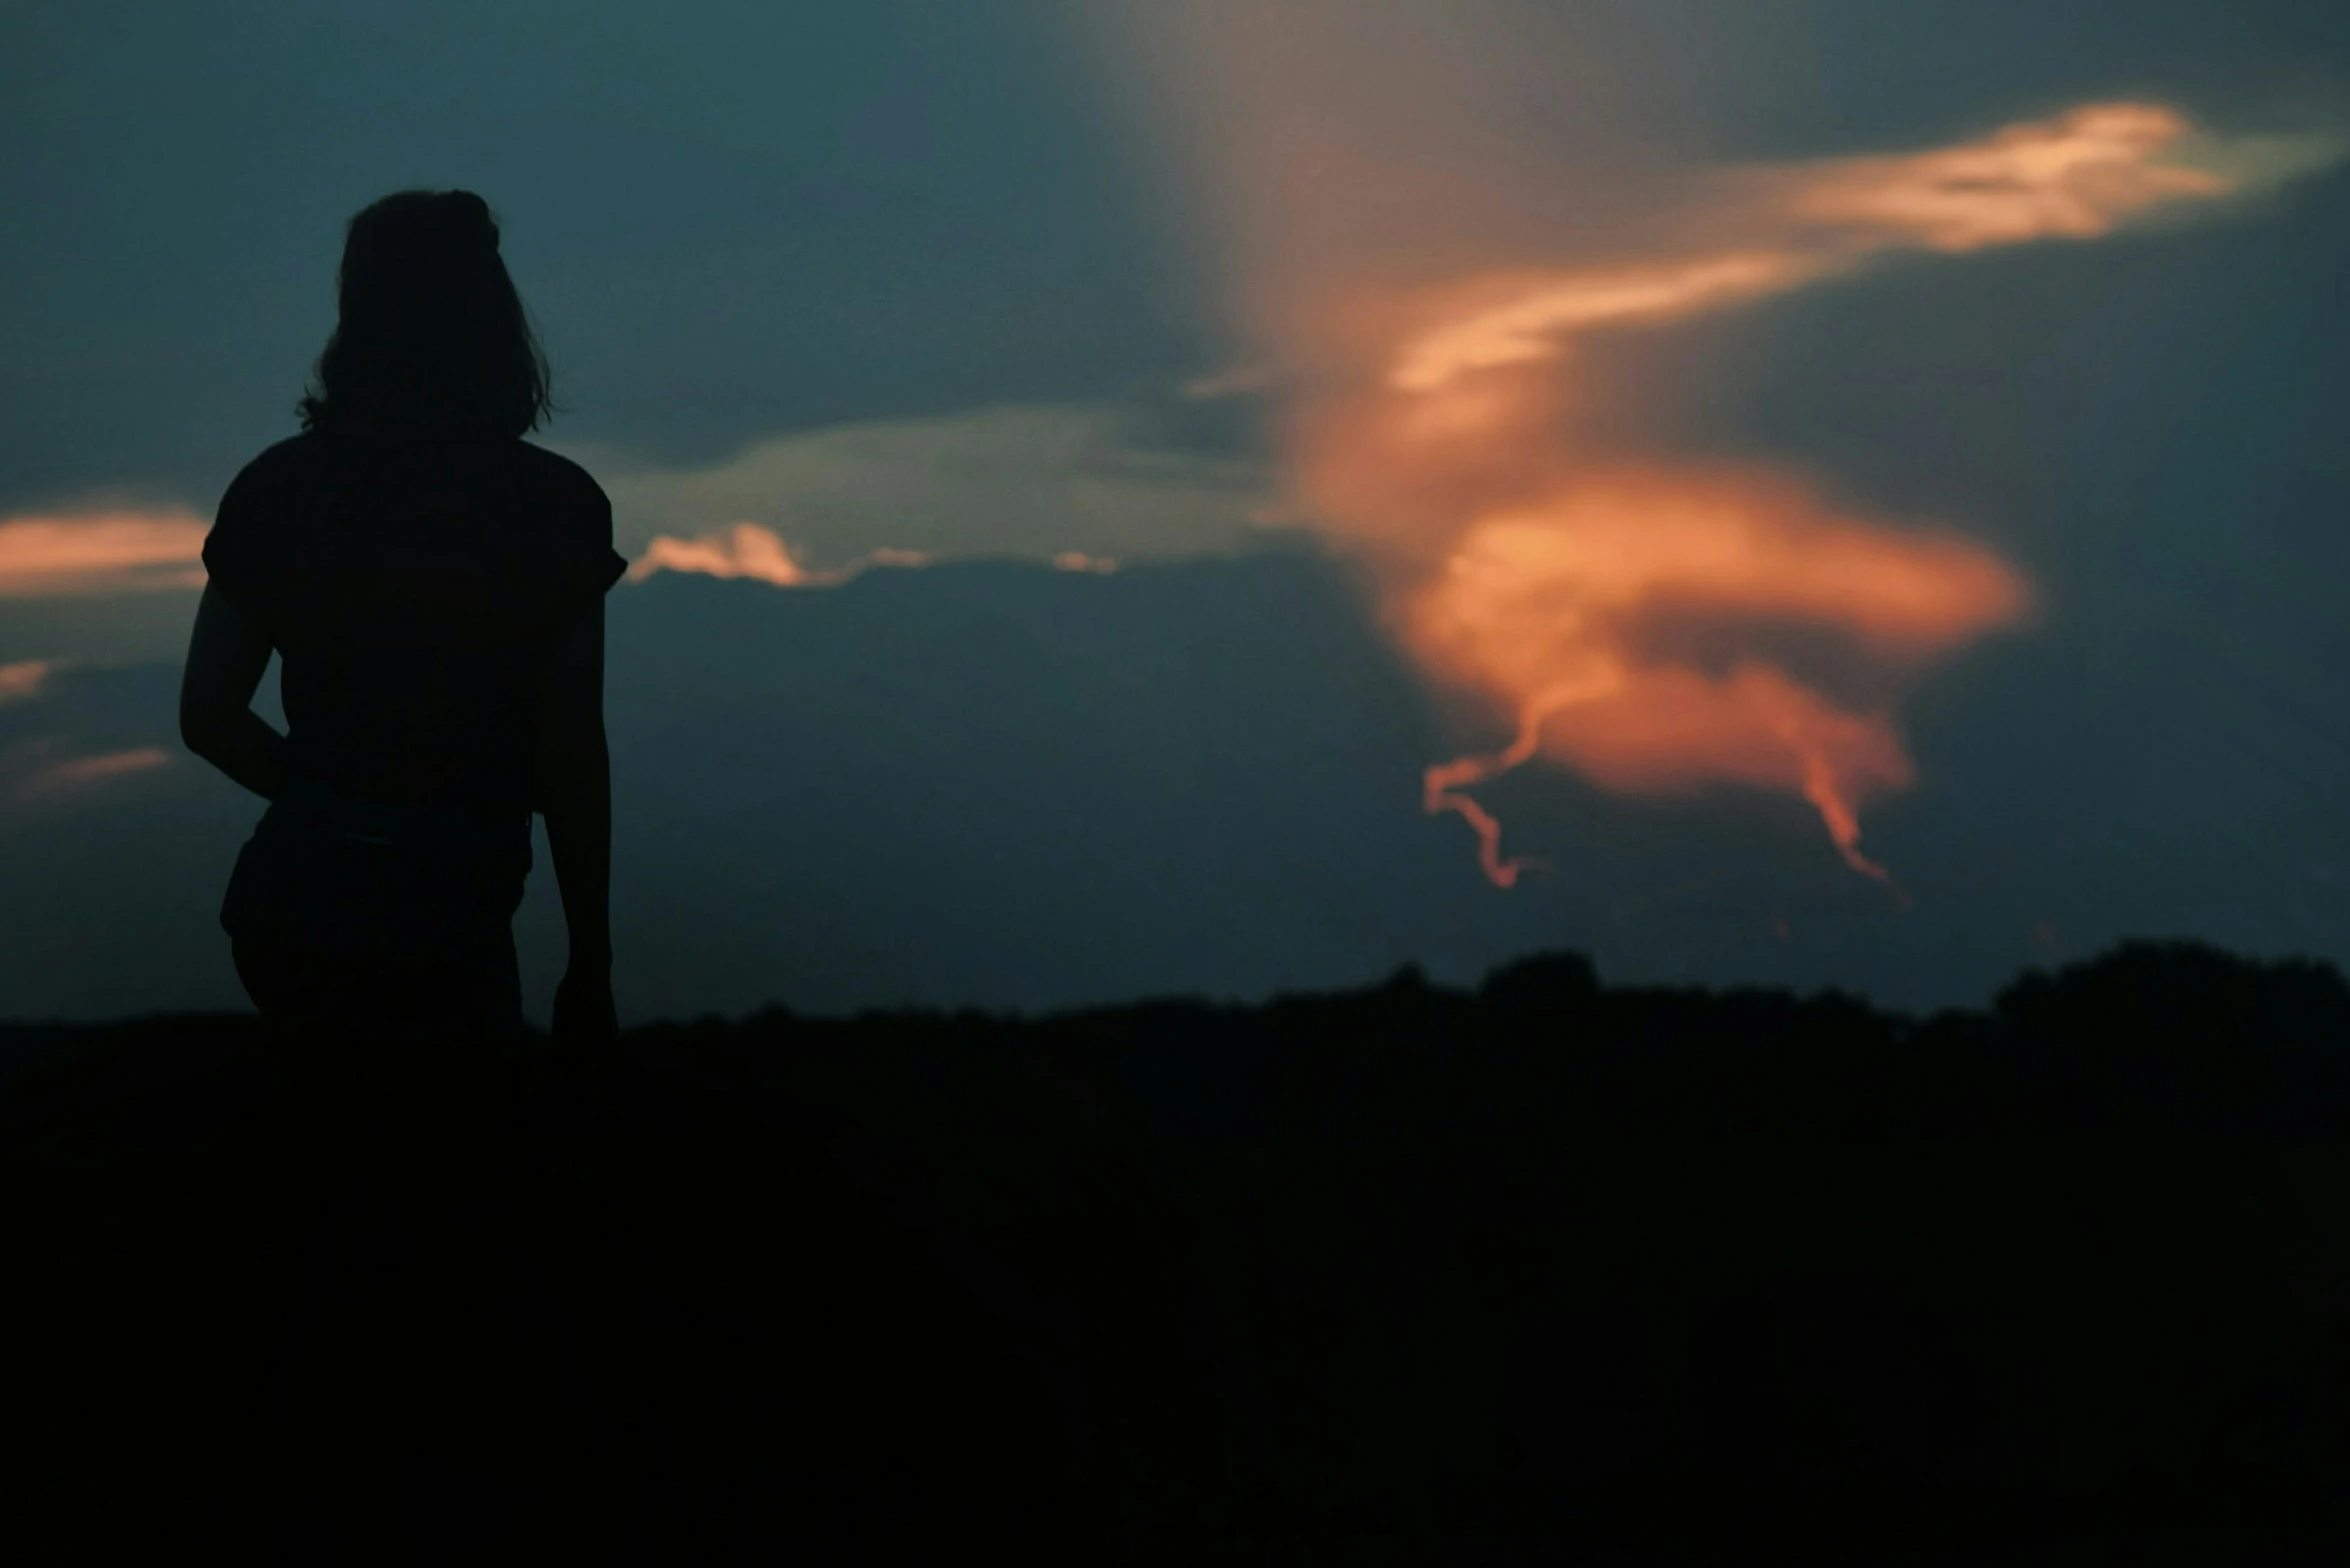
[533,468,628,640]
[200,455,286,642]
[562,475,628,607]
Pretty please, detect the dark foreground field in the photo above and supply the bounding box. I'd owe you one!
[10,939,2350,1562]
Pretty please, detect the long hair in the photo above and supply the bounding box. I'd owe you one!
[297,190,555,437]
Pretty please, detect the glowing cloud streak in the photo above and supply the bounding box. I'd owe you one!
[1073,25,2338,895]
[0,660,55,705]
[1408,474,2026,884]
[1076,17,2326,892]
[1228,96,2328,889]
[0,510,210,597]
[1363,102,2265,883]
[1098,4,2341,888]
[1,739,172,803]
[36,747,172,791]
[626,523,931,588]
[1389,104,2228,394]
[628,522,819,587]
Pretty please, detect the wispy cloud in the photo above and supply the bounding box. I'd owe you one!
[1081,0,2340,891]
[0,660,57,705]
[1406,469,2031,884]
[625,524,931,588]
[1340,103,2301,885]
[628,523,823,587]
[1,737,172,803]
[0,509,209,598]
[1388,104,2284,393]
[1181,364,1279,401]
[565,402,1276,576]
[38,746,172,791]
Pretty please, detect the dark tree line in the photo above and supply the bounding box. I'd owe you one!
[7,937,2350,1562]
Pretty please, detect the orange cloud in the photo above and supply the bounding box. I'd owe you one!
[625,523,931,589]
[1416,473,2030,666]
[0,510,210,597]
[1197,92,2314,888]
[40,747,172,790]
[0,660,56,704]
[1783,102,2228,252]
[2,739,172,803]
[1072,12,2335,891]
[1133,74,2284,884]
[1405,470,2029,884]
[1388,103,2230,394]
[1390,252,1818,392]
[627,523,818,587]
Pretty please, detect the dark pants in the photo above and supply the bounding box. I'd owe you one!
[233,932,524,1040]
[197,935,541,1547]
[231,931,530,1150]
[223,931,532,1307]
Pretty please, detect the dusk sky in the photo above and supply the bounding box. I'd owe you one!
[4,1,2347,1024]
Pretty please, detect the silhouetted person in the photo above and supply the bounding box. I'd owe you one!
[179,188,624,1062]
[169,189,634,1545]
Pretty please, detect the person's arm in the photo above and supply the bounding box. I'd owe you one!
[533,597,617,1042]
[179,583,287,801]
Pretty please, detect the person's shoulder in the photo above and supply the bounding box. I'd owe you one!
[204,433,325,618]
[222,431,321,503]
[211,432,328,541]
[509,441,614,552]
[511,441,629,601]
[243,430,319,470]
[512,441,611,512]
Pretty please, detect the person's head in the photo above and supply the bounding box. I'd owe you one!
[298,189,554,438]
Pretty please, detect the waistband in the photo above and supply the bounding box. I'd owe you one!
[265,773,530,862]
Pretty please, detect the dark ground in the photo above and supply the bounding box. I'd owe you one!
[9,937,2350,1562]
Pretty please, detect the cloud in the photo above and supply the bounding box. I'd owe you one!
[628,524,822,588]
[1181,365,1279,400]
[0,509,209,598]
[1,737,172,803]
[1078,1,2336,890]
[1329,105,2274,885]
[1776,102,2230,252]
[1339,99,2310,885]
[1388,103,2265,393]
[2166,125,2350,194]
[1389,254,1812,393]
[1406,468,2032,884]
[563,403,1277,576]
[626,524,932,589]
[0,660,56,705]
[37,747,172,791]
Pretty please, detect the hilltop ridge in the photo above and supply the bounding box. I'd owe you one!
[9,937,2350,1561]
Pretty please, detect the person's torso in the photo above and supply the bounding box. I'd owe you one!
[257,427,595,821]
[216,427,610,950]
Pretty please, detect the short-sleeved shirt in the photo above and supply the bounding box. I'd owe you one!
[203,426,626,951]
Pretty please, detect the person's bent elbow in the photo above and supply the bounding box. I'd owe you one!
[179,703,226,759]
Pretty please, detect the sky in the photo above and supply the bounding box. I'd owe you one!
[2,1,2347,1023]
